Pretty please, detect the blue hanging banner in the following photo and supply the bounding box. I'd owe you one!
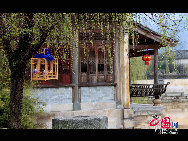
[34,48,55,61]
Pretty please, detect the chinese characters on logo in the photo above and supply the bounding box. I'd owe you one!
[149,113,178,134]
[161,117,171,129]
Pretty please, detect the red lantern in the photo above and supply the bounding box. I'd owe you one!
[142,54,152,65]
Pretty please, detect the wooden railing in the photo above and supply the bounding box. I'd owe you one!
[130,82,170,97]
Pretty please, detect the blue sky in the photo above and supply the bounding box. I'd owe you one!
[136,13,188,50]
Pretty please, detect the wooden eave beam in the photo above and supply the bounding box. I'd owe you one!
[129,44,162,50]
[133,26,162,43]
[129,49,154,58]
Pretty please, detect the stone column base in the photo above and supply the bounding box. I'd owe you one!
[153,98,162,106]
[123,108,134,129]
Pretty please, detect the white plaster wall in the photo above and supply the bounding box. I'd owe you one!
[176,59,188,65]
[32,86,115,112]
[81,86,114,103]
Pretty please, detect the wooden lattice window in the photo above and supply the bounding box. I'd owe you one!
[79,42,114,83]
[98,48,105,74]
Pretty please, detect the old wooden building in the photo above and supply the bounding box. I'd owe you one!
[33,21,177,128]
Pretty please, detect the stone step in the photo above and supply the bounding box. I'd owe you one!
[131,103,163,116]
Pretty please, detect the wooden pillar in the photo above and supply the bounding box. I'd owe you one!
[129,57,133,104]
[72,26,81,111]
[154,48,159,85]
[153,47,161,106]
[114,25,121,108]
[120,31,130,109]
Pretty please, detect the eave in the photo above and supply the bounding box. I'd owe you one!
[132,22,178,48]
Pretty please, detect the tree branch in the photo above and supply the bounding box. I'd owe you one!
[28,26,54,59]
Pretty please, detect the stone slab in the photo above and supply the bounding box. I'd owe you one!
[131,104,163,116]
[52,115,108,129]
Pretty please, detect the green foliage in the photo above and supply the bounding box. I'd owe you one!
[0,49,10,90]
[130,57,147,83]
[0,88,46,129]
[1,13,134,74]
[0,89,9,127]
[132,97,150,104]
[158,48,177,74]
[22,87,46,129]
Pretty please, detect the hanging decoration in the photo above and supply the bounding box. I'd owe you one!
[142,54,152,65]
[31,48,58,81]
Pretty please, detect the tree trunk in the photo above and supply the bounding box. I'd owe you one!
[8,63,26,129]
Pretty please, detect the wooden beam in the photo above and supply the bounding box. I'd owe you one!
[129,44,161,50]
[129,49,154,58]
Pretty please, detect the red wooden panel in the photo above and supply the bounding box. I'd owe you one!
[41,80,50,85]
[62,74,71,84]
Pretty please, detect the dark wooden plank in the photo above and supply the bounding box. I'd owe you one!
[129,49,154,58]
[78,82,117,87]
[34,84,75,88]
[129,44,162,50]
